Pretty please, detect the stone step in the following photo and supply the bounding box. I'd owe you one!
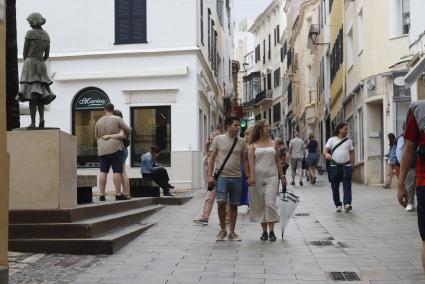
[10,197,158,224]
[9,223,154,255]
[9,205,164,239]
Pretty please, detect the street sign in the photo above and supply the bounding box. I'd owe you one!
[240,120,247,128]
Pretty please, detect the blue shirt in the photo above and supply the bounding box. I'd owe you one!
[141,152,155,174]
[396,136,405,164]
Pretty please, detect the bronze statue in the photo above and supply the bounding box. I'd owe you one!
[16,13,56,128]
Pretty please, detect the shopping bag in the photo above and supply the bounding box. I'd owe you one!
[279,191,300,238]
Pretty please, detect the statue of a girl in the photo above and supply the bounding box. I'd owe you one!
[16,13,56,128]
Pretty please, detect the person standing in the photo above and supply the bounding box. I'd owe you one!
[383,133,398,189]
[396,130,416,212]
[95,103,132,201]
[289,133,305,186]
[305,133,319,185]
[398,101,425,271]
[141,146,174,196]
[101,110,131,199]
[248,120,284,241]
[193,126,225,225]
[208,117,249,241]
[276,138,289,178]
[324,122,355,212]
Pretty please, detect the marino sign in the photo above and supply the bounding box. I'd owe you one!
[74,89,110,110]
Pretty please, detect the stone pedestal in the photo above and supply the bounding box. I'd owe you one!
[8,130,77,210]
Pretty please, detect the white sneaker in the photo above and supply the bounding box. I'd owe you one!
[216,229,227,241]
[336,206,342,212]
[344,204,352,212]
[406,204,415,212]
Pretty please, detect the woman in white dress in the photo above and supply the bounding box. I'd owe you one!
[248,120,285,241]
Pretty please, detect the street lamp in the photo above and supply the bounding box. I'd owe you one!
[308,24,329,47]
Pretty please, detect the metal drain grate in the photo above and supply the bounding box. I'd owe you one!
[295,213,310,216]
[310,240,334,246]
[329,271,360,281]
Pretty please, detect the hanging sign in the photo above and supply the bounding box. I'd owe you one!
[74,88,110,110]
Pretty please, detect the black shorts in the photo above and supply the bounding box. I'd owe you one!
[99,150,124,173]
[417,188,425,241]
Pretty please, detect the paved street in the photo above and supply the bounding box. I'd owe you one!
[10,175,425,284]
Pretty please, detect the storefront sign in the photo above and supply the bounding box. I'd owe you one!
[393,75,411,102]
[74,89,110,110]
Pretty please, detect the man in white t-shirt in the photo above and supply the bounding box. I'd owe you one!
[324,122,355,213]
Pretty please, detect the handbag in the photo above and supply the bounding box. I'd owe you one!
[208,137,238,191]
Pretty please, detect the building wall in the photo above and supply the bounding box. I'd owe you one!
[344,0,409,184]
[16,0,232,191]
[0,11,10,275]
[329,0,344,121]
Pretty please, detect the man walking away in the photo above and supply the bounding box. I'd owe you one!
[398,101,425,271]
[141,146,174,196]
[208,117,249,241]
[324,122,355,212]
[289,132,305,186]
[396,128,416,212]
[95,103,132,201]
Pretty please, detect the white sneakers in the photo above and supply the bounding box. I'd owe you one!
[406,204,415,212]
[336,204,352,212]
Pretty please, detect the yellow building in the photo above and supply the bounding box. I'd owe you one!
[343,0,409,184]
[329,0,344,127]
[0,5,10,282]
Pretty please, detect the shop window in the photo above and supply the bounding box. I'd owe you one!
[72,87,110,168]
[131,106,171,167]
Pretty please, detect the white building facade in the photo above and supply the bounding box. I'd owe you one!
[16,0,234,190]
[243,0,287,140]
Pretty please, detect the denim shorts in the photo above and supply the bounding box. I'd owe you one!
[122,148,128,164]
[216,177,243,206]
[99,150,124,174]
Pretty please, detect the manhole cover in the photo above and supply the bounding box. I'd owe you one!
[329,271,360,281]
[310,241,334,246]
[295,213,310,216]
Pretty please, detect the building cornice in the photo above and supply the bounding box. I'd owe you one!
[248,0,280,33]
[18,46,200,60]
[290,0,319,45]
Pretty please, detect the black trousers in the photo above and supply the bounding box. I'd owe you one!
[143,167,170,194]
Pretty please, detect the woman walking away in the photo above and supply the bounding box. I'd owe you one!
[306,133,319,185]
[276,138,290,178]
[383,133,398,189]
[248,120,285,241]
[241,127,253,208]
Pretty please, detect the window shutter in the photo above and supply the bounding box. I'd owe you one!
[115,0,147,44]
[132,0,147,42]
[116,0,131,43]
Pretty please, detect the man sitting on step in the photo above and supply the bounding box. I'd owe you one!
[141,145,174,196]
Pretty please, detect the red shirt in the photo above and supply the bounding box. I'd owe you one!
[405,112,425,186]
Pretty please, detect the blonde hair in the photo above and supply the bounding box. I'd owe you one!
[275,138,284,145]
[244,126,253,144]
[251,120,268,144]
[308,132,314,140]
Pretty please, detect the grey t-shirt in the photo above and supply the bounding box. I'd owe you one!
[289,137,305,159]
[210,134,246,178]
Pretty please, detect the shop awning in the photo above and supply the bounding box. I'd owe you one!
[405,54,425,88]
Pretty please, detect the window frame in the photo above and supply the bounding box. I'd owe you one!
[130,105,172,168]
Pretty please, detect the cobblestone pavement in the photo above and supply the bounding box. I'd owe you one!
[10,175,425,283]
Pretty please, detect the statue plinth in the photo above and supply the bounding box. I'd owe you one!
[7,129,77,210]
